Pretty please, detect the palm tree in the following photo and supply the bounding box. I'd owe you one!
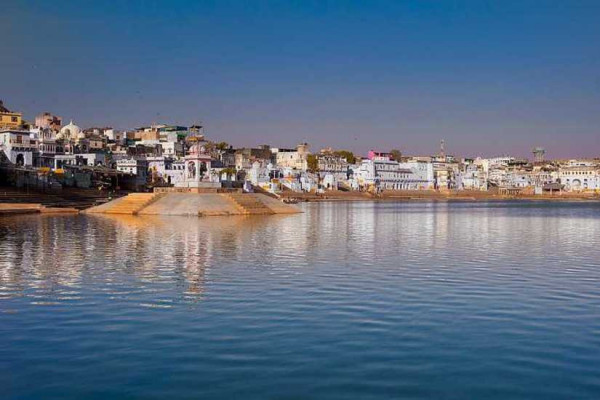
[221,167,237,181]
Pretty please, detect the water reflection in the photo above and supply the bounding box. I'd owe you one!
[2,202,600,308]
[2,202,600,399]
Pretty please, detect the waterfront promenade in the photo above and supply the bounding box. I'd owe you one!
[1,187,599,217]
[280,189,600,202]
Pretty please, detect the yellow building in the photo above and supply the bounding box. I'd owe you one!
[0,100,23,129]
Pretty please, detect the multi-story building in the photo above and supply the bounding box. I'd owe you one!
[458,163,485,190]
[34,112,62,131]
[558,166,600,191]
[352,153,415,190]
[0,101,23,129]
[434,168,450,190]
[54,153,106,169]
[0,129,37,166]
[398,161,435,190]
[317,154,349,189]
[273,143,310,171]
[103,128,125,144]
[235,146,272,170]
[116,158,148,176]
[29,127,58,168]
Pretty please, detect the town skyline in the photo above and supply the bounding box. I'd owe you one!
[3,1,600,158]
[3,101,598,162]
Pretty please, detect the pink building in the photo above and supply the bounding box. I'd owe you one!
[367,150,392,161]
[35,112,62,131]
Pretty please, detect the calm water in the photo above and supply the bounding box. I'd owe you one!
[2,201,600,399]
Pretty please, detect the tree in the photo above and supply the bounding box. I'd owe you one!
[215,141,229,151]
[202,140,215,152]
[201,141,221,158]
[221,167,237,181]
[333,150,356,164]
[307,154,319,173]
[390,149,402,161]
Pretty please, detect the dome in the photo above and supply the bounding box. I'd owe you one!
[59,120,80,140]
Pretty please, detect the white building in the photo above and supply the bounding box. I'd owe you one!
[398,161,435,190]
[507,172,534,188]
[140,140,180,157]
[30,127,58,167]
[273,143,310,171]
[0,129,37,166]
[55,153,106,169]
[116,158,148,175]
[558,166,600,191]
[566,159,597,167]
[317,154,349,189]
[352,155,416,190]
[104,129,126,144]
[147,156,186,185]
[247,161,272,186]
[163,160,186,186]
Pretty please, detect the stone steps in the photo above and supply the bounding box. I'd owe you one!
[85,193,300,217]
[225,193,275,215]
[103,193,163,215]
[0,203,78,215]
[0,187,113,209]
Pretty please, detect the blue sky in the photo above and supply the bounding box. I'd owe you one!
[2,0,600,157]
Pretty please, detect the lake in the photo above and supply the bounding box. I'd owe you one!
[1,201,600,399]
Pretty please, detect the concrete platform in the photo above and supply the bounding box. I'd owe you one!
[84,193,301,216]
[0,203,79,215]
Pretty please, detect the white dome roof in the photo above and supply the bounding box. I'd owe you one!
[59,120,81,139]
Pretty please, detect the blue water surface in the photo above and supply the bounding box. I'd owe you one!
[1,201,600,399]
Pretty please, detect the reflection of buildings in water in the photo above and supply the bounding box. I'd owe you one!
[0,212,302,302]
[179,223,212,296]
[32,216,84,289]
[431,202,450,249]
[0,215,87,293]
[91,215,223,299]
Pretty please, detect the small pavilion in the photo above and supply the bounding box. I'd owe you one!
[176,140,221,189]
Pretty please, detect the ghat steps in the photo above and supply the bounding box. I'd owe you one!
[0,186,111,209]
[85,192,300,217]
[225,193,274,215]
[0,203,78,215]
[89,193,164,215]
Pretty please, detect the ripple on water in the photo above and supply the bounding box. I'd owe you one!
[1,202,600,399]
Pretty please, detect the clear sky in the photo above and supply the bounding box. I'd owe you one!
[2,0,599,158]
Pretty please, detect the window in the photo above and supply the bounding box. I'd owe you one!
[11,116,18,123]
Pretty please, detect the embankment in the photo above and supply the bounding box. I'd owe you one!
[84,192,301,216]
[281,189,600,202]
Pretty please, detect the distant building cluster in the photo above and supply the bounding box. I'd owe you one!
[1,99,599,194]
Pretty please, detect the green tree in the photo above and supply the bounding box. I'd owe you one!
[333,150,356,164]
[215,141,229,151]
[390,149,402,161]
[202,140,215,152]
[221,167,237,181]
[307,154,319,173]
[201,141,221,158]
